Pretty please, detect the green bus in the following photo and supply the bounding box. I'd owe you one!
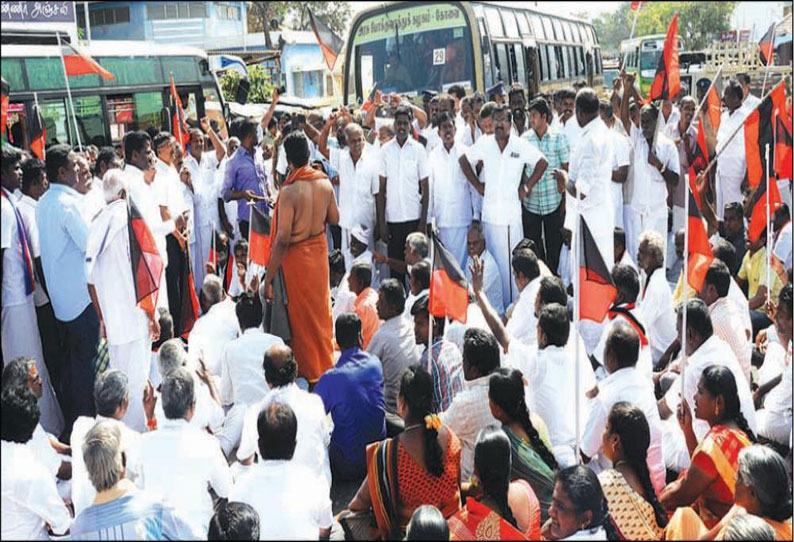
[343,1,604,105]
[620,33,685,98]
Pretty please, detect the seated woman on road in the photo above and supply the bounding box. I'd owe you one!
[447,426,542,540]
[661,365,755,531]
[598,402,667,540]
[666,444,792,540]
[488,367,557,523]
[541,465,617,540]
[344,365,461,540]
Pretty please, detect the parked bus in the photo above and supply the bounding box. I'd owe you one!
[343,1,604,106]
[1,34,228,150]
[620,34,685,98]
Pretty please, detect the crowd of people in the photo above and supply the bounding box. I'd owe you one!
[1,70,792,541]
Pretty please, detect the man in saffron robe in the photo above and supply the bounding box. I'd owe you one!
[263,132,339,384]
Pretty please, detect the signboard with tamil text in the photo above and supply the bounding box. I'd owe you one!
[353,4,466,46]
[1,1,75,23]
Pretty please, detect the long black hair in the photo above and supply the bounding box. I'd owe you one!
[474,426,518,528]
[700,365,757,442]
[399,365,444,477]
[488,368,558,470]
[607,402,668,528]
[556,466,619,539]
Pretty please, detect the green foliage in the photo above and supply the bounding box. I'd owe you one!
[247,1,352,35]
[593,1,739,55]
[219,65,277,104]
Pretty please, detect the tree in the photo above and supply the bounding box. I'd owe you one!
[219,65,276,104]
[246,1,351,39]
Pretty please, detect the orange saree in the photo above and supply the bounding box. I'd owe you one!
[271,165,334,383]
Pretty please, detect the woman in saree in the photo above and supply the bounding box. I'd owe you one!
[344,365,461,540]
[447,426,543,540]
[488,367,557,523]
[666,444,793,540]
[661,365,756,534]
[598,402,667,540]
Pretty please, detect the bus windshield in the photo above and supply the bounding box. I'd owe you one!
[640,49,661,70]
[348,3,474,100]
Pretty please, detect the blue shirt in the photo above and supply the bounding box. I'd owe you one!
[70,489,199,540]
[314,347,386,479]
[222,145,268,224]
[36,183,91,321]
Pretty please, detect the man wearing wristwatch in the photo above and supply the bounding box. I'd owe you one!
[619,72,681,269]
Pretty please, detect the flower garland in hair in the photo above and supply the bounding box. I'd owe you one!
[424,414,442,431]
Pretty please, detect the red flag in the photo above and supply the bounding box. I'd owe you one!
[745,80,787,189]
[170,73,190,153]
[29,104,47,160]
[775,108,793,181]
[430,231,469,324]
[686,186,714,292]
[61,41,114,80]
[1,77,9,138]
[630,1,647,10]
[758,22,776,66]
[127,197,163,318]
[308,10,344,72]
[701,70,722,142]
[648,13,680,102]
[748,177,783,244]
[249,206,271,267]
[179,249,201,339]
[578,216,617,322]
[361,83,379,113]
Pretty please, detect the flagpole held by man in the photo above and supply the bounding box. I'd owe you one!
[262,132,339,385]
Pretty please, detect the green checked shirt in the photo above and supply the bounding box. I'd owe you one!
[521,127,570,215]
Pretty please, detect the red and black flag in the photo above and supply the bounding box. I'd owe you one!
[1,77,9,139]
[578,216,617,322]
[686,187,714,293]
[249,205,272,267]
[30,103,47,160]
[648,13,680,102]
[127,197,163,318]
[179,245,201,339]
[169,73,190,153]
[429,230,469,324]
[689,70,721,210]
[630,1,647,10]
[308,10,344,72]
[748,176,783,244]
[758,22,776,66]
[362,83,379,113]
[775,105,792,181]
[61,40,114,80]
[745,80,786,189]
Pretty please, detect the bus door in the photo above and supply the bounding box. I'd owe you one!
[522,38,538,98]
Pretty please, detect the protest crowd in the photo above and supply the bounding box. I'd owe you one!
[1,24,793,541]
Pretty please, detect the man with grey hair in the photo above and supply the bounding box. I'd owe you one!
[71,420,198,539]
[636,230,676,363]
[86,169,160,431]
[187,273,239,379]
[151,338,224,435]
[464,222,504,316]
[140,368,231,536]
[69,369,144,517]
[373,231,429,288]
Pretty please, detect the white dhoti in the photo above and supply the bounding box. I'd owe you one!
[108,333,151,432]
[216,403,247,458]
[756,409,792,446]
[193,223,213,297]
[2,300,64,436]
[437,226,469,269]
[716,171,744,220]
[482,221,523,306]
[624,206,668,268]
[340,227,353,271]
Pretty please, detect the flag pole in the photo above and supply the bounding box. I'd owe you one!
[428,168,435,353]
[621,5,642,72]
[681,178,690,404]
[56,31,83,150]
[573,184,581,463]
[687,66,723,135]
[765,142,771,304]
[761,22,777,96]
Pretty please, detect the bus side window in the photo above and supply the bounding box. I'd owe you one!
[546,45,557,81]
[513,44,527,87]
[478,17,495,89]
[495,43,511,84]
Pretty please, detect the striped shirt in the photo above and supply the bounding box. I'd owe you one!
[522,127,570,215]
[420,337,465,413]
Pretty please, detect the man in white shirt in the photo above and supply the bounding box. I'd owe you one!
[553,88,615,274]
[2,147,63,436]
[440,327,501,481]
[1,385,71,540]
[460,104,548,305]
[430,113,473,267]
[86,170,159,431]
[377,105,430,286]
[70,369,144,517]
[772,205,792,274]
[229,401,333,540]
[504,247,542,346]
[715,80,748,219]
[619,75,681,265]
[237,344,331,484]
[637,231,677,363]
[188,275,239,379]
[581,322,667,494]
[737,72,762,112]
[217,293,283,457]
[657,299,757,471]
[700,261,752,384]
[599,99,631,229]
[140,367,231,536]
[614,228,639,272]
[463,222,504,316]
